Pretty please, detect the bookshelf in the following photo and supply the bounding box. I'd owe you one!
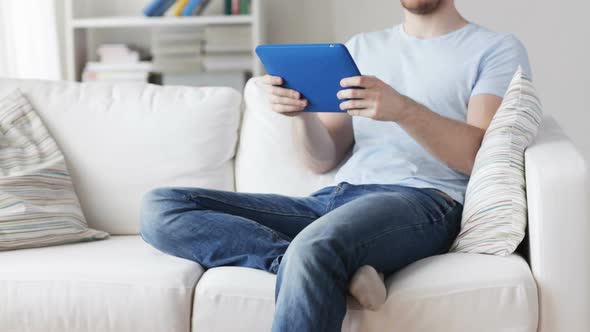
[71,16,255,29]
[64,0,266,81]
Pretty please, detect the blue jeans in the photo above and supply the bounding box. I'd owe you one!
[140,182,462,332]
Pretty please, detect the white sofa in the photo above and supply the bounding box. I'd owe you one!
[0,77,588,332]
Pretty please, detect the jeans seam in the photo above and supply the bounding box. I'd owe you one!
[355,204,461,250]
[326,183,345,213]
[188,193,318,219]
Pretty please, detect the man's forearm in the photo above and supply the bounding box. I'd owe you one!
[337,75,489,176]
[397,101,485,176]
[292,113,341,174]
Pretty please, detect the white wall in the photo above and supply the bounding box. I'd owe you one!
[456,0,590,163]
[269,0,590,161]
[266,0,333,43]
[330,0,402,42]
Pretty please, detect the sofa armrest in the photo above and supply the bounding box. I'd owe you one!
[525,116,590,332]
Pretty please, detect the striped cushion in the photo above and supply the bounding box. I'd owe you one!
[450,68,542,256]
[0,90,108,251]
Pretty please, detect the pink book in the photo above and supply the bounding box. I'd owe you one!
[232,0,240,15]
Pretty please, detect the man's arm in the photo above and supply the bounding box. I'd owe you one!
[262,75,354,174]
[394,95,501,175]
[338,76,502,176]
[293,112,353,174]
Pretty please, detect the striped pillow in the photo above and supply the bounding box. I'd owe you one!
[0,90,108,251]
[450,68,542,256]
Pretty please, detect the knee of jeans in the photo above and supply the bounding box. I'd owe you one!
[139,188,178,246]
[283,229,348,270]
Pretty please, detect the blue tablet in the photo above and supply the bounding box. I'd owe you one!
[255,43,361,113]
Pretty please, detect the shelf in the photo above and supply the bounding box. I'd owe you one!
[71,15,254,29]
[65,0,264,80]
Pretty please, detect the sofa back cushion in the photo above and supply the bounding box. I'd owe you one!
[235,78,336,196]
[0,79,242,235]
[0,89,108,250]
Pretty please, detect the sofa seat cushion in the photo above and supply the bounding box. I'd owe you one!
[0,236,203,332]
[192,253,537,332]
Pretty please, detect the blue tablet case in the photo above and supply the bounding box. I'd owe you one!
[256,44,361,113]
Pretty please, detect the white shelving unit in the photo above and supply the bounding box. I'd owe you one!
[64,0,266,81]
[71,15,255,29]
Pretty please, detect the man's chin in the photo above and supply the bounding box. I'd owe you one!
[401,0,443,15]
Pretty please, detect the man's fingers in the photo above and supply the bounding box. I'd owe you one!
[268,86,301,99]
[272,104,305,113]
[347,109,376,118]
[340,99,372,111]
[262,74,283,86]
[337,88,368,100]
[270,95,308,107]
[340,76,376,88]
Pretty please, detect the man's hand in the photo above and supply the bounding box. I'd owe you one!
[337,76,414,122]
[261,75,308,117]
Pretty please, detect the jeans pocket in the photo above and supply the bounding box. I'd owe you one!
[432,189,458,209]
[416,189,461,225]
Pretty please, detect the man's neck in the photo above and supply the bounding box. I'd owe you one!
[403,1,468,39]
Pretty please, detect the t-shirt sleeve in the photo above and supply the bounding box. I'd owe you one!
[471,34,532,98]
[345,34,361,63]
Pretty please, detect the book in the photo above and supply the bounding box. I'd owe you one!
[232,0,240,15]
[182,0,201,16]
[97,44,131,55]
[151,28,205,74]
[97,44,128,50]
[97,44,140,64]
[181,0,210,16]
[240,0,249,15]
[204,26,251,53]
[224,0,232,15]
[197,0,212,15]
[154,58,202,73]
[152,44,202,56]
[174,0,190,16]
[82,63,152,83]
[202,53,252,71]
[85,62,153,72]
[143,0,177,17]
[152,29,204,54]
[205,44,251,53]
[153,33,204,45]
[163,71,247,91]
[86,43,152,83]
[83,71,149,82]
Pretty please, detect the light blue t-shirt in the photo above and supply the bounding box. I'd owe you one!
[335,23,531,204]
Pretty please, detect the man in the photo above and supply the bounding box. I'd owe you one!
[140,0,531,331]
